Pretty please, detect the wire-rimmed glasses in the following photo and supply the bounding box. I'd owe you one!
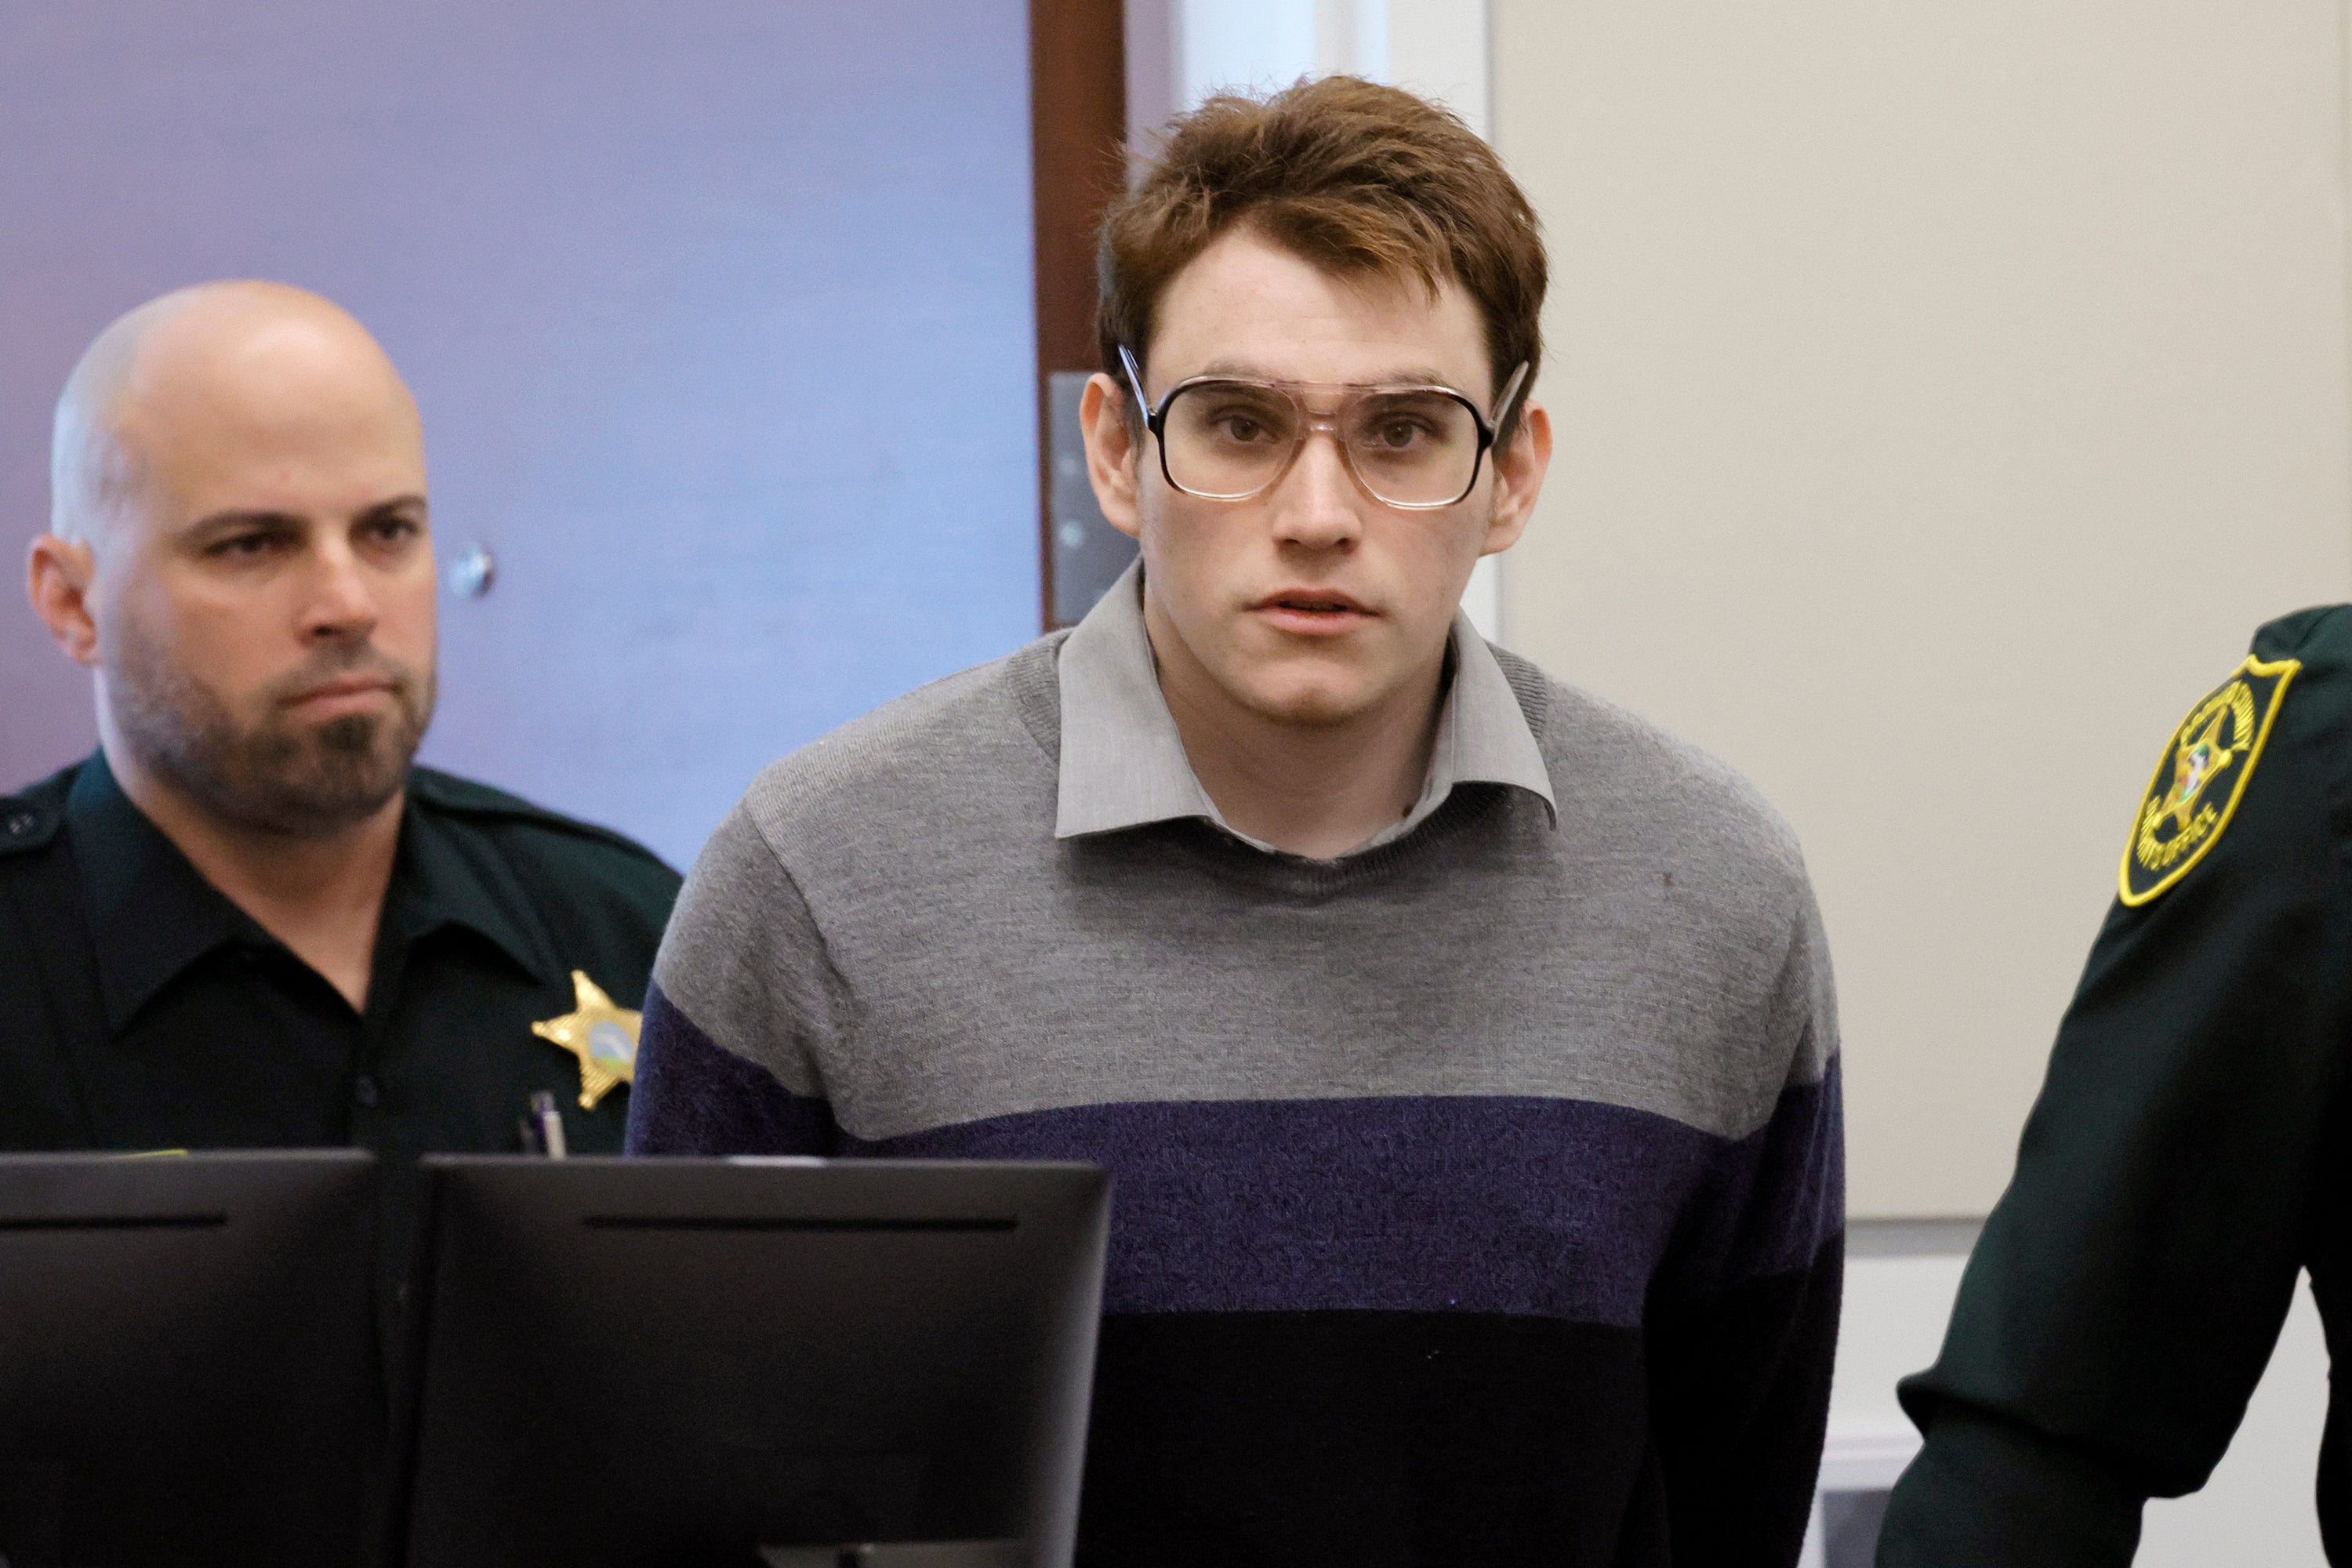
[1120,345,1530,510]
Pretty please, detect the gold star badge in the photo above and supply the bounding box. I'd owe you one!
[532,971,641,1110]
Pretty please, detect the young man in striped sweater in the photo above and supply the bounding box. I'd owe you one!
[628,76,1843,1567]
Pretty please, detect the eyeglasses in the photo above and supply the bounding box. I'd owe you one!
[1120,345,1530,510]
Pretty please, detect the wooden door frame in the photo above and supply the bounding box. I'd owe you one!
[1029,0,1126,630]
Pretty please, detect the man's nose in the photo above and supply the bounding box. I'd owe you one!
[1269,426,1363,550]
[301,538,380,641]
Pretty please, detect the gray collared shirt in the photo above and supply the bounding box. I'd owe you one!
[1054,561,1557,853]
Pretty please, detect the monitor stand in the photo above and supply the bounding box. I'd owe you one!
[757,1543,1027,1568]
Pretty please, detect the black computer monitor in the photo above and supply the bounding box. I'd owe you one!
[0,1149,382,1568]
[397,1156,1109,1568]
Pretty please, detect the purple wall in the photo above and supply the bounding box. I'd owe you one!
[0,2,1037,868]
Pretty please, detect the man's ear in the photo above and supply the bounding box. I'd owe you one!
[27,533,101,666]
[1080,372,1145,542]
[1479,399,1554,558]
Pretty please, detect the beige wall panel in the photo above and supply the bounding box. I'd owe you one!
[1491,2,2352,1215]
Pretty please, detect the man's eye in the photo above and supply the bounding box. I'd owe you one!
[209,532,281,559]
[1209,405,1291,443]
[367,517,419,543]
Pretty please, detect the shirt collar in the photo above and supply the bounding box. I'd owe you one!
[385,797,556,988]
[71,753,263,1035]
[70,751,551,1034]
[1054,561,1556,848]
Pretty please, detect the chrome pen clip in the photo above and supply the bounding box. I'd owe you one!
[518,1091,568,1159]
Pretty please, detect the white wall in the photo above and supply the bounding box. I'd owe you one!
[1490,10,2351,1546]
[1490,0,2352,1216]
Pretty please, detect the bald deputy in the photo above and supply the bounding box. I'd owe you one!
[3,281,678,1300]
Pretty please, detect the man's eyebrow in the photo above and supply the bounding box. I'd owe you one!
[183,494,430,536]
[184,508,307,535]
[1189,358,1470,389]
[358,493,430,519]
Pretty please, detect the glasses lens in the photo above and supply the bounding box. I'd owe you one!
[1162,383,1299,499]
[1344,391,1481,506]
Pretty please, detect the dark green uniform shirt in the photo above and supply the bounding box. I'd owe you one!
[1880,606,2352,1565]
[0,751,681,1332]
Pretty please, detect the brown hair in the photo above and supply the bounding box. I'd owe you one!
[1097,75,1546,434]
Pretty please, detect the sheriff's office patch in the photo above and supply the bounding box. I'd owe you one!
[2119,655,2299,906]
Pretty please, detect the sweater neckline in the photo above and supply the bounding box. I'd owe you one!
[1004,635,1552,895]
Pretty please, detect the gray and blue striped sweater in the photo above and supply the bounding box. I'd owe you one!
[627,632,1843,1567]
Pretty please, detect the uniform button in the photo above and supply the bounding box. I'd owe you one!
[352,1075,380,1108]
[2,811,32,837]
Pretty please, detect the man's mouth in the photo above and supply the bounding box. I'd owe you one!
[284,673,401,718]
[1250,590,1374,634]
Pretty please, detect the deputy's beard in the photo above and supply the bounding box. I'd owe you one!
[107,620,436,840]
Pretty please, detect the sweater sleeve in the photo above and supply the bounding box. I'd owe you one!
[623,800,844,1156]
[1878,634,2352,1566]
[1651,884,1847,1566]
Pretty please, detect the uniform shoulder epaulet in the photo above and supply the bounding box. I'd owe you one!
[406,767,673,869]
[2251,603,2352,666]
[2118,637,2304,907]
[0,764,80,858]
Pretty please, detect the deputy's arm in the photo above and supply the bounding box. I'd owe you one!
[1879,608,2352,1565]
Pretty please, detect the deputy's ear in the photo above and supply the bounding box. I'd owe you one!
[1479,400,1553,558]
[1080,372,1145,543]
[27,533,101,666]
